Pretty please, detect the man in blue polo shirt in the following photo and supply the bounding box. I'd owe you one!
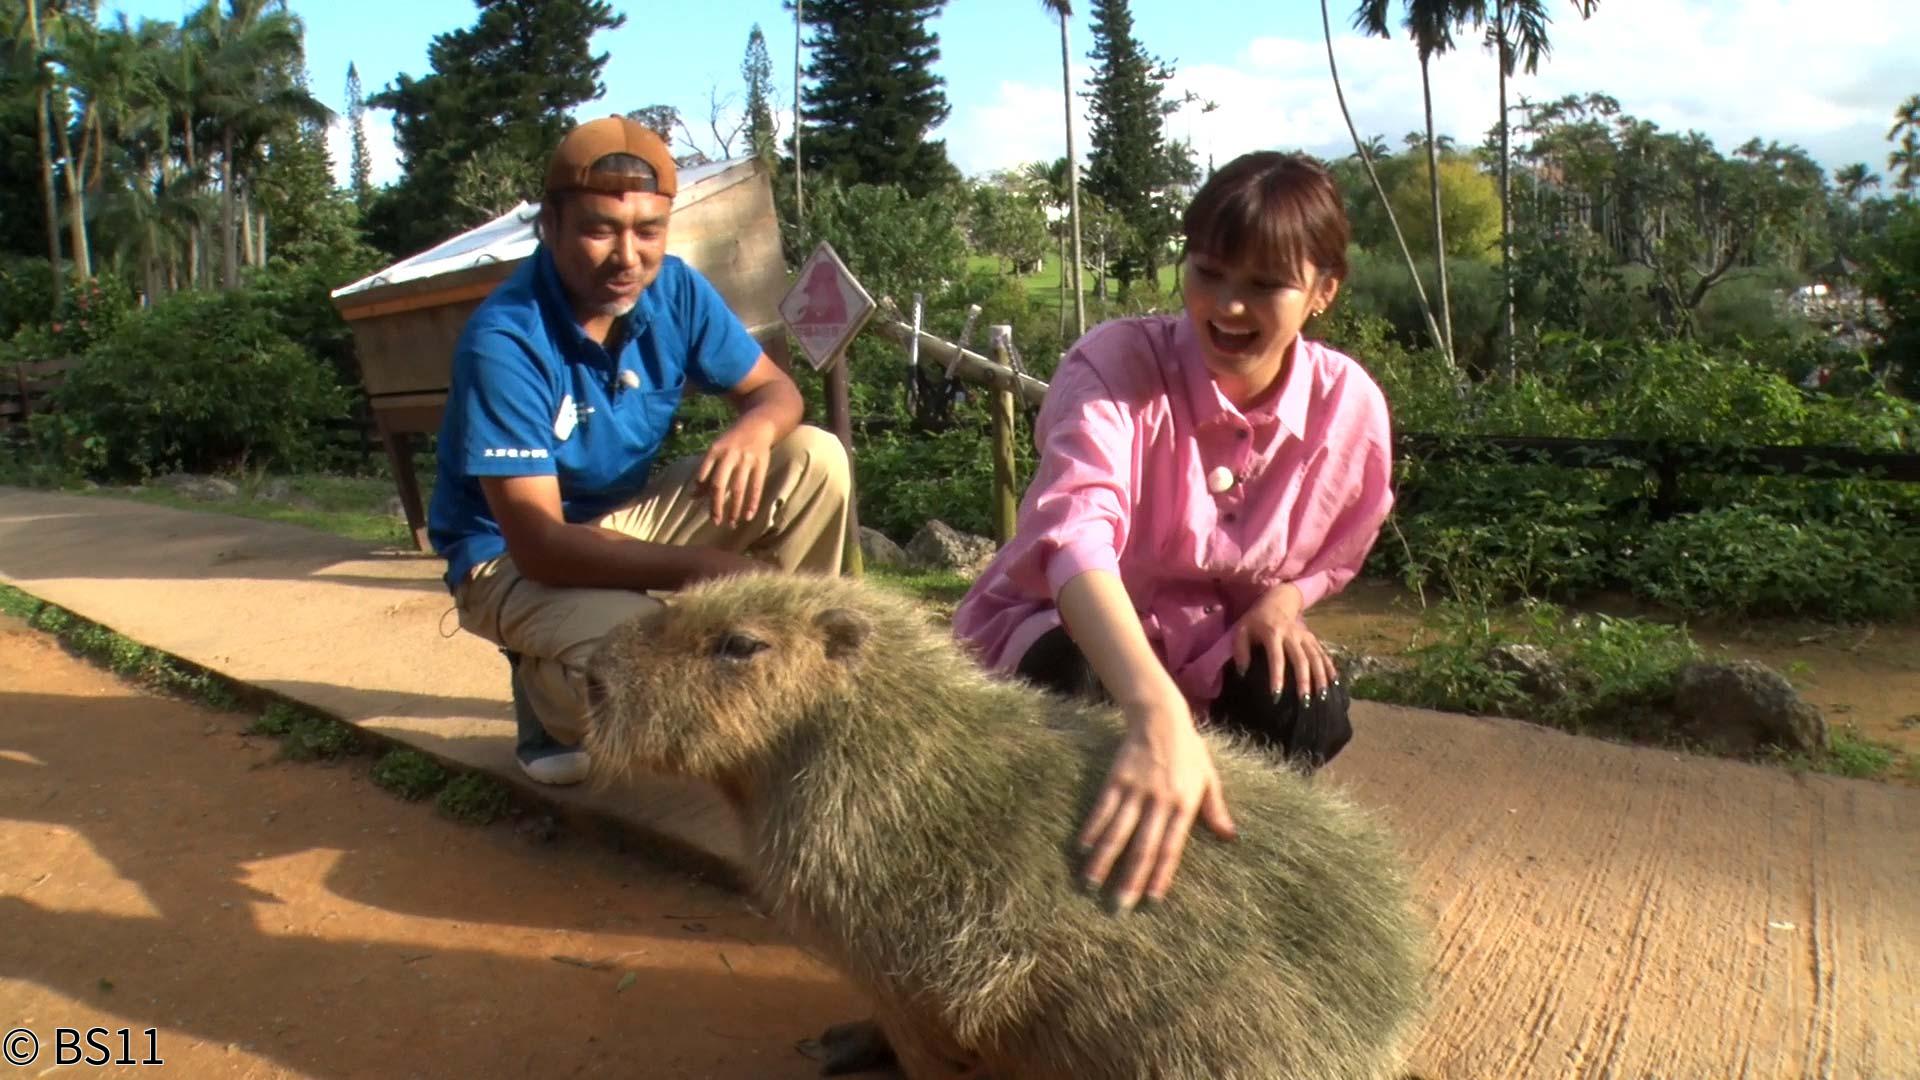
[427,116,850,785]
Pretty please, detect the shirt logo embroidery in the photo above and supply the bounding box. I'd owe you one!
[482,448,550,459]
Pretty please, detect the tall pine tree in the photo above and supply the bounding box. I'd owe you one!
[346,62,373,211]
[363,0,624,255]
[1084,0,1188,289]
[798,0,956,196]
[742,24,777,166]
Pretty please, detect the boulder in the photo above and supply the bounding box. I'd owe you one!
[906,520,998,576]
[1487,642,1571,704]
[859,527,909,570]
[1672,660,1827,756]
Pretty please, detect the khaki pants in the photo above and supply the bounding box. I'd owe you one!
[453,424,850,744]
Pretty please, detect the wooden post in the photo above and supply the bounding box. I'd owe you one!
[825,347,864,577]
[989,325,1018,545]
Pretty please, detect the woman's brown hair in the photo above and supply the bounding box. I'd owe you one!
[1181,151,1350,286]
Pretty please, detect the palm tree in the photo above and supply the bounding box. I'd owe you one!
[191,0,329,288]
[1040,0,1086,340]
[1834,162,1878,203]
[1349,133,1391,161]
[1319,0,1448,367]
[1483,0,1598,380]
[1890,94,1920,193]
[1356,0,1482,367]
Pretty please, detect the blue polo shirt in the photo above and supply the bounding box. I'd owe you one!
[426,248,763,591]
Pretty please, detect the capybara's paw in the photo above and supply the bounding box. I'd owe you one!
[815,1018,897,1076]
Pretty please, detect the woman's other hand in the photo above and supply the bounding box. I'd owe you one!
[1231,581,1337,702]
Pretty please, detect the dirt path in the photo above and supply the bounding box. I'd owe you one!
[0,617,865,1079]
[4,612,1917,1079]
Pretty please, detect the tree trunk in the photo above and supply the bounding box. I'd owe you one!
[257,210,269,267]
[1060,11,1086,340]
[793,0,804,220]
[53,94,92,282]
[241,189,255,270]
[27,0,63,312]
[221,128,239,289]
[1421,57,1453,364]
[183,111,202,288]
[1057,230,1068,340]
[1496,1,1516,382]
[1320,0,1450,367]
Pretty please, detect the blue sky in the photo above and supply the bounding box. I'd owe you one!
[101,0,1919,193]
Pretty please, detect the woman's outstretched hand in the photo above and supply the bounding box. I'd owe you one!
[1077,693,1237,911]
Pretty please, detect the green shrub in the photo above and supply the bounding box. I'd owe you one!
[1623,504,1918,621]
[51,288,349,479]
[371,749,450,801]
[250,702,304,737]
[281,715,359,761]
[855,420,1034,543]
[437,772,511,825]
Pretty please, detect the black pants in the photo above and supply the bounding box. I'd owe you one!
[1015,626,1352,771]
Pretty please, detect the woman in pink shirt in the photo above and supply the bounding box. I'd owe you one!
[951,152,1395,912]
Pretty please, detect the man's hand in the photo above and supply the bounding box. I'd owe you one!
[1231,582,1337,701]
[1077,693,1237,912]
[696,417,776,528]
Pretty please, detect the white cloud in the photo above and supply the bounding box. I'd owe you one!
[323,110,402,191]
[947,0,1917,181]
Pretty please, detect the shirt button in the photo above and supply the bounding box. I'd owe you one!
[1207,466,1235,494]
[1223,511,1237,524]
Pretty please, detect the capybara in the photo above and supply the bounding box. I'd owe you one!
[584,572,1428,1080]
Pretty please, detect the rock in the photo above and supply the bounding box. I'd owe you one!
[905,520,998,576]
[384,496,406,518]
[261,478,291,501]
[1672,660,1827,755]
[154,474,237,500]
[859,527,909,569]
[1487,643,1570,703]
[1322,641,1399,682]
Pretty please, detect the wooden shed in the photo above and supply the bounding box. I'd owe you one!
[329,155,791,552]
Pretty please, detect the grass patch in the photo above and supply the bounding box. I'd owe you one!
[437,772,512,825]
[4,583,240,708]
[88,469,430,548]
[1822,727,1898,779]
[1351,599,1702,741]
[372,749,451,801]
[248,700,360,761]
[864,564,975,610]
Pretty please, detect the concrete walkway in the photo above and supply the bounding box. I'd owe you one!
[3,486,1916,1080]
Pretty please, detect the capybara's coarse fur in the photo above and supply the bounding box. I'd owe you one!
[584,573,1429,1080]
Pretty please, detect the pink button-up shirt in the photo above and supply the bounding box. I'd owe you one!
[951,314,1395,707]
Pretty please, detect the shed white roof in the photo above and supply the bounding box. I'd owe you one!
[330,156,747,300]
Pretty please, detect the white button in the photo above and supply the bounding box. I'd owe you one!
[619,369,641,390]
[1207,466,1235,494]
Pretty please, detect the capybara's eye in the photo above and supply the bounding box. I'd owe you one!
[714,632,771,661]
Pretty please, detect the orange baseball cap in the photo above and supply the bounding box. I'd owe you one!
[543,115,678,199]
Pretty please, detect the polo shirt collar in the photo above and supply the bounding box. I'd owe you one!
[531,246,653,362]
[1175,316,1313,441]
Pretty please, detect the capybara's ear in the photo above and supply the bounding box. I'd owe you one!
[815,608,871,661]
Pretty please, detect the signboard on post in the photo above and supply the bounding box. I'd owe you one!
[779,241,876,372]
